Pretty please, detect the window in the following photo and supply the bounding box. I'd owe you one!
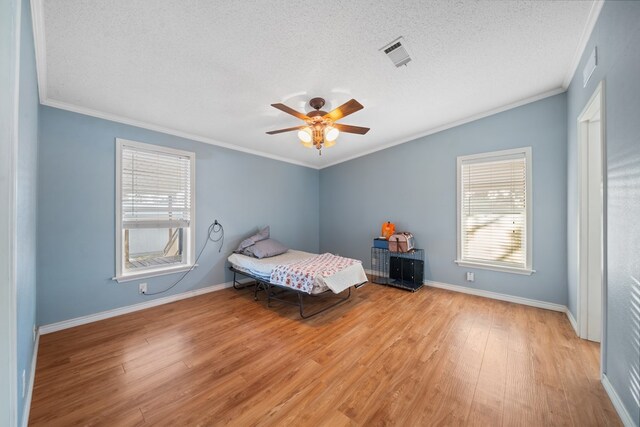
[456,147,533,275]
[115,139,195,282]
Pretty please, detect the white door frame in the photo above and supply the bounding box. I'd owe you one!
[576,80,607,375]
[1,0,21,425]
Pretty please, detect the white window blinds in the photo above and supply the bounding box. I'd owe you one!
[120,144,192,230]
[460,152,528,269]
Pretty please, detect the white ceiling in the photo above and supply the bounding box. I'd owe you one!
[34,0,600,169]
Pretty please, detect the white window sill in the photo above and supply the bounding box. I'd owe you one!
[113,264,198,283]
[454,260,535,276]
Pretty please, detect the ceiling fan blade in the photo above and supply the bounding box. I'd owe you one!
[270,103,310,121]
[323,99,364,121]
[334,123,370,135]
[266,125,306,135]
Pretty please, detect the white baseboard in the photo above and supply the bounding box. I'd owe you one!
[366,270,568,313]
[566,308,579,335]
[39,278,251,334]
[424,280,567,312]
[21,331,39,427]
[602,374,638,427]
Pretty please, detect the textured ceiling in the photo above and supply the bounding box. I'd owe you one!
[34,0,598,168]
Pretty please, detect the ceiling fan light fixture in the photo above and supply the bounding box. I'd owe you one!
[324,126,339,142]
[297,127,312,143]
[266,97,369,156]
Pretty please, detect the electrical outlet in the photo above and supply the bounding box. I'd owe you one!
[139,283,148,294]
[22,370,26,398]
[466,272,475,282]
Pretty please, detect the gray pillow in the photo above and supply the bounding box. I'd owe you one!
[243,238,288,259]
[234,226,270,253]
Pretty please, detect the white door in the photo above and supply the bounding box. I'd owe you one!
[586,118,602,342]
[578,83,604,344]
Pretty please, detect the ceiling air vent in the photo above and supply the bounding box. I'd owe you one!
[380,36,411,67]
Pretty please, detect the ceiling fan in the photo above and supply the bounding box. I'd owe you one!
[266,97,370,155]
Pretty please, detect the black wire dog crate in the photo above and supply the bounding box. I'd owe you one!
[371,247,424,292]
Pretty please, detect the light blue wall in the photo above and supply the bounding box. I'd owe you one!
[0,0,20,423]
[566,1,640,424]
[320,93,568,305]
[37,107,319,325]
[16,0,39,425]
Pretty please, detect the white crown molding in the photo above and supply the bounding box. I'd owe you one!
[319,88,566,169]
[562,0,605,89]
[39,278,250,334]
[424,280,567,312]
[602,374,637,427]
[21,331,39,427]
[40,98,319,169]
[41,88,565,171]
[30,0,47,103]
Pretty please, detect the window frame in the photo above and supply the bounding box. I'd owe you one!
[455,147,534,275]
[114,138,196,283]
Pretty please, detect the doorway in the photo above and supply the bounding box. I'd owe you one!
[577,81,605,349]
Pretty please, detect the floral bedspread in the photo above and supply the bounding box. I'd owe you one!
[270,253,360,294]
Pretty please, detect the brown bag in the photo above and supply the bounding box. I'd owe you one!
[388,232,415,252]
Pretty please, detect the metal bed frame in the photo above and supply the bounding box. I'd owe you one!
[230,266,365,319]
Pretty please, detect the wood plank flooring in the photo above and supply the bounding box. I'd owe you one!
[29,284,621,426]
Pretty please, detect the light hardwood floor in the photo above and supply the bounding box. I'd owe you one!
[30,284,621,426]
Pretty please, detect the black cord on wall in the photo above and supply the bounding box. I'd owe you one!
[143,220,224,296]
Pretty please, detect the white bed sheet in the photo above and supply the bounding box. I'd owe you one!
[228,250,367,294]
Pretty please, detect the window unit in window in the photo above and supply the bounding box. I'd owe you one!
[115,139,195,282]
[455,147,533,275]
